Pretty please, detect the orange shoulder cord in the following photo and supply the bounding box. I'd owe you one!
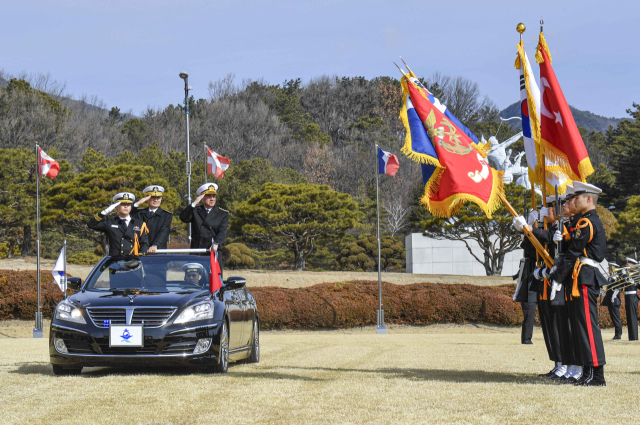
[571,218,594,297]
[129,223,149,256]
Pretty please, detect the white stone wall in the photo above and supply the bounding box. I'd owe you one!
[405,233,524,276]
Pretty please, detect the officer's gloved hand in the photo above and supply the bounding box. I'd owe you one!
[542,266,555,281]
[101,202,121,215]
[533,267,542,280]
[599,289,606,297]
[513,216,527,231]
[553,230,563,242]
[527,210,539,226]
[540,207,549,219]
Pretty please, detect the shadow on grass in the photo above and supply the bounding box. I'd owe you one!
[8,363,325,381]
[276,366,557,385]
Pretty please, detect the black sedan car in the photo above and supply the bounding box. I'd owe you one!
[49,254,259,375]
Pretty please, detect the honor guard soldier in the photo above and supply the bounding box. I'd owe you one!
[179,183,229,252]
[132,185,172,254]
[88,192,149,256]
[602,283,622,340]
[548,182,607,386]
[623,259,640,341]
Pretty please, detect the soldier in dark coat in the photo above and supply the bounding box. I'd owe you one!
[179,182,229,252]
[601,287,622,339]
[88,192,149,257]
[131,185,173,253]
[549,182,607,386]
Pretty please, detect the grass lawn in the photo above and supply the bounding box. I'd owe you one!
[1,321,638,424]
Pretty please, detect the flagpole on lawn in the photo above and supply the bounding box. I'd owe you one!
[204,143,208,183]
[375,143,386,335]
[179,72,192,244]
[34,142,43,338]
[63,239,67,300]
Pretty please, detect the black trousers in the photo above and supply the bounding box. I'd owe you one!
[571,284,606,367]
[538,295,562,362]
[608,304,622,337]
[554,304,574,365]
[521,301,536,343]
[625,293,639,341]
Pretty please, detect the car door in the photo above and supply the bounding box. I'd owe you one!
[238,287,253,346]
[223,289,243,349]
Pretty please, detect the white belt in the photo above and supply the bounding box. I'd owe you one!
[579,257,599,267]
[625,290,637,295]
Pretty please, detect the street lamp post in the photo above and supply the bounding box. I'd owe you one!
[179,72,192,244]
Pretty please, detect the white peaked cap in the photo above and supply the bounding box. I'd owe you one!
[573,181,602,195]
[196,183,219,196]
[113,192,135,203]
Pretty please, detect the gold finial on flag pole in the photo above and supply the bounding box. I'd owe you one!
[516,22,526,41]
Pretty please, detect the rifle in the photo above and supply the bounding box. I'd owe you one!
[550,185,564,302]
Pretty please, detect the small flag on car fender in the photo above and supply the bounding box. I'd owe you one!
[210,249,223,293]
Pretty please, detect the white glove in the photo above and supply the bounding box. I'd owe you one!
[599,289,606,297]
[553,230,563,242]
[101,202,121,215]
[527,210,539,226]
[550,280,563,300]
[533,267,542,280]
[542,266,555,280]
[540,207,549,219]
[513,216,527,231]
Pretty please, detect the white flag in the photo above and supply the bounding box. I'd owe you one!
[52,247,66,292]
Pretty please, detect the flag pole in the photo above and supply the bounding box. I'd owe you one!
[375,143,386,334]
[63,239,67,300]
[204,143,208,183]
[34,143,43,338]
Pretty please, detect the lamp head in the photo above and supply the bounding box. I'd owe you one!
[179,72,189,80]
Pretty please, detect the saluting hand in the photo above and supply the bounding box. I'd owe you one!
[135,196,151,207]
[192,194,205,207]
[101,202,121,215]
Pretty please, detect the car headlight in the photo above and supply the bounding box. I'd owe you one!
[56,300,86,324]
[174,301,214,324]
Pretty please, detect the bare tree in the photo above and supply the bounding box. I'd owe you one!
[382,195,409,236]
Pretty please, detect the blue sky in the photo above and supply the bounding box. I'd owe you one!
[2,0,638,118]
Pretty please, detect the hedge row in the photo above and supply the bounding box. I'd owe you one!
[1,270,637,328]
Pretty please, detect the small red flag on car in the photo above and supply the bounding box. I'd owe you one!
[210,248,223,293]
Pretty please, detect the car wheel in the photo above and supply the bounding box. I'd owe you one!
[207,319,229,374]
[248,318,260,363]
[52,364,82,376]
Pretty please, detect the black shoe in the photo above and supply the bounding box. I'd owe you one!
[538,368,556,378]
[575,367,593,386]
[583,379,606,387]
[549,373,565,381]
[567,377,579,384]
[522,340,533,345]
[613,335,622,340]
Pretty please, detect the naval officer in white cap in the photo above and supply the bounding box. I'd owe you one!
[179,183,229,252]
[88,192,149,256]
[131,185,172,253]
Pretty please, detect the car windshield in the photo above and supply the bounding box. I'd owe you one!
[85,255,211,292]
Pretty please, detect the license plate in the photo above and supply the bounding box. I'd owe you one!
[109,325,144,347]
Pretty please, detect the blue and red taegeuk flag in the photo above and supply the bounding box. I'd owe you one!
[399,72,503,218]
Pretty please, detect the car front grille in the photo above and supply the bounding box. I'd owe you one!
[99,344,158,355]
[64,339,96,354]
[87,308,126,327]
[161,341,197,355]
[87,307,176,328]
[131,308,176,328]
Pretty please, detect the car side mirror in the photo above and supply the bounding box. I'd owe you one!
[66,277,82,291]
[224,276,246,290]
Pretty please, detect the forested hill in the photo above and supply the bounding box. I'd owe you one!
[500,101,625,133]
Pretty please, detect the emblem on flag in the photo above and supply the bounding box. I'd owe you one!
[206,147,230,179]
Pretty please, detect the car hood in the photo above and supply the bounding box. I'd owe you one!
[67,290,210,309]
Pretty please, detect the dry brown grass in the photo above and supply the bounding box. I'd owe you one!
[0,258,511,288]
[1,321,638,424]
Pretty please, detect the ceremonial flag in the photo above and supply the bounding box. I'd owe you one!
[378,147,400,176]
[209,249,223,293]
[536,33,593,182]
[38,147,59,179]
[51,246,66,292]
[206,148,230,179]
[515,41,571,193]
[399,71,502,218]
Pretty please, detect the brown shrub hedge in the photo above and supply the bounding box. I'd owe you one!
[1,270,637,329]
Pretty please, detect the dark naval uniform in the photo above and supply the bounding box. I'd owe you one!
[179,205,229,249]
[550,208,607,382]
[514,235,540,345]
[624,282,639,341]
[131,206,172,249]
[601,288,622,339]
[88,213,149,256]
